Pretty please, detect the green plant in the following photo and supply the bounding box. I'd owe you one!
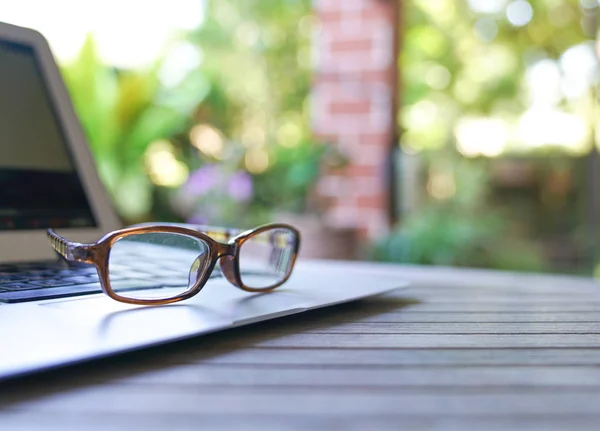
[373,155,546,272]
[373,204,546,271]
[397,0,595,273]
[185,0,319,218]
[61,36,209,223]
[59,1,338,229]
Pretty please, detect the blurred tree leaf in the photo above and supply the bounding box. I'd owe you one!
[61,37,208,221]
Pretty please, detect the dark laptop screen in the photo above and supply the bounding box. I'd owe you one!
[0,40,96,231]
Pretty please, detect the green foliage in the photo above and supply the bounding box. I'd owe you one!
[373,155,546,272]
[383,0,594,273]
[61,37,208,222]
[401,0,588,152]
[61,0,322,227]
[252,140,331,213]
[184,0,321,216]
[188,0,311,142]
[373,204,546,271]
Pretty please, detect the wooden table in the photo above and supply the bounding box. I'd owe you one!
[2,261,600,430]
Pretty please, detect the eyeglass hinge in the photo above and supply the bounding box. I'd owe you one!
[69,245,93,263]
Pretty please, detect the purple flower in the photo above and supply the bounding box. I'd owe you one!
[186,214,209,225]
[227,171,253,202]
[184,165,223,196]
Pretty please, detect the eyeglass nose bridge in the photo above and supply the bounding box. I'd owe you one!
[188,241,237,289]
[214,241,236,258]
[213,242,240,287]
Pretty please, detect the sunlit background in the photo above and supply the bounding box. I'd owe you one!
[390,0,600,275]
[3,0,317,228]
[4,0,600,275]
[3,0,205,67]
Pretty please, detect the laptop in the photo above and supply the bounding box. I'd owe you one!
[0,21,406,380]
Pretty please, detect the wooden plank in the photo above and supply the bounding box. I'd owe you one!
[407,294,600,307]
[261,299,600,323]
[409,284,600,296]
[374,302,600,313]
[245,333,600,349]
[343,312,600,323]
[395,286,600,298]
[1,411,598,431]
[162,320,600,342]
[197,347,600,367]
[303,322,600,334]
[270,292,600,314]
[114,365,600,388]
[228,321,600,335]
[8,387,600,416]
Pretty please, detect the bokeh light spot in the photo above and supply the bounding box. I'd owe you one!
[189,125,224,158]
[467,0,507,14]
[424,64,451,89]
[145,140,189,187]
[277,122,302,148]
[474,18,498,43]
[506,0,533,27]
[245,149,270,173]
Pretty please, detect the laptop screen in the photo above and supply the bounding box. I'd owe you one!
[0,40,96,231]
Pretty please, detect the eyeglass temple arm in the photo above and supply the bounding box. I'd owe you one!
[47,229,94,264]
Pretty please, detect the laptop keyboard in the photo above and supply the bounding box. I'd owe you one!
[0,263,97,303]
[0,260,218,304]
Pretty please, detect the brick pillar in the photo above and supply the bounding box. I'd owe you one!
[312,0,397,241]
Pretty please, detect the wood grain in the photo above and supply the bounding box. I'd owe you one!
[3,263,600,430]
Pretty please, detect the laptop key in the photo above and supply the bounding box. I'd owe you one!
[61,276,98,284]
[0,284,102,303]
[0,283,37,290]
[6,275,49,283]
[0,279,164,303]
[0,277,27,284]
[28,279,76,287]
[56,268,97,276]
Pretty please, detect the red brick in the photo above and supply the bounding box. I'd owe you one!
[359,69,395,82]
[361,4,396,21]
[330,39,373,53]
[346,164,377,177]
[314,133,338,143]
[313,0,342,13]
[371,0,397,14]
[329,100,371,115]
[354,176,383,194]
[339,0,370,12]
[357,132,389,144]
[356,226,370,240]
[357,194,386,209]
[318,9,344,23]
[327,19,366,40]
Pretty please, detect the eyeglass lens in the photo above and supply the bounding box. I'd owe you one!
[238,227,297,289]
[108,232,211,301]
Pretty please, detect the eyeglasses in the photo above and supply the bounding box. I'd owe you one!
[47,223,300,305]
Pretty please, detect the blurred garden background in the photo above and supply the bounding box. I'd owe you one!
[5,0,600,275]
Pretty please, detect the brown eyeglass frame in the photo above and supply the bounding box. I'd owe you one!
[47,223,301,306]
